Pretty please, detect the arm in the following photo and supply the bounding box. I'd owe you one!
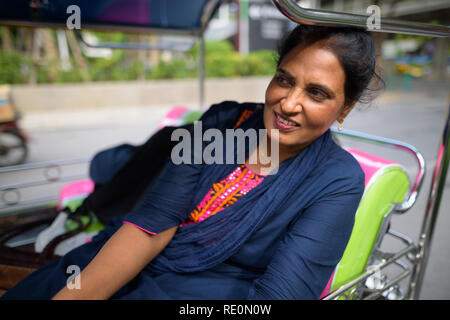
[247,174,364,300]
[52,223,177,300]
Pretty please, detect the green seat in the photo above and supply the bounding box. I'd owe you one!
[329,149,410,297]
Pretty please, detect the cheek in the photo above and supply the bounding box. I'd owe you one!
[263,105,273,130]
[264,82,280,128]
[302,103,341,129]
[265,80,284,105]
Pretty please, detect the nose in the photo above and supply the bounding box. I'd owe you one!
[280,87,303,115]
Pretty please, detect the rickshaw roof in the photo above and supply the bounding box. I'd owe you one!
[0,0,223,35]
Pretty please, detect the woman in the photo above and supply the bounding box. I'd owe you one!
[2,25,382,300]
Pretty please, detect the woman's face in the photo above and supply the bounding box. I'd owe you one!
[264,41,355,157]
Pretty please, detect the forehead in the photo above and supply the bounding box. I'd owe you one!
[279,42,346,91]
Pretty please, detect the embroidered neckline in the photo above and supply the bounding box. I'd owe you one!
[182,164,266,226]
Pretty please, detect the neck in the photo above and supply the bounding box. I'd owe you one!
[245,135,307,175]
[266,132,308,164]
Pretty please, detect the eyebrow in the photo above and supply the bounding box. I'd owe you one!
[276,67,336,98]
[277,68,295,81]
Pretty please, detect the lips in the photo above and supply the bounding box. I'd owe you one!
[273,111,300,130]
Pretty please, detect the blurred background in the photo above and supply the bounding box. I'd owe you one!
[1,0,449,84]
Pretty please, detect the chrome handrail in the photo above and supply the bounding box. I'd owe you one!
[0,158,89,215]
[271,0,450,37]
[323,242,416,300]
[200,0,224,34]
[331,128,426,213]
[408,102,450,299]
[0,157,89,174]
[74,30,195,52]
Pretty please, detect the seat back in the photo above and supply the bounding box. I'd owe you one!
[158,106,203,130]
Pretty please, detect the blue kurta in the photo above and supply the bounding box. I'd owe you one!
[2,101,364,300]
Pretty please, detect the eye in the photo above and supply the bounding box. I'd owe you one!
[308,88,328,101]
[275,74,292,87]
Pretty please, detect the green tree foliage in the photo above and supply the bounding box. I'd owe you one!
[0,51,32,84]
[149,40,277,79]
[0,27,277,84]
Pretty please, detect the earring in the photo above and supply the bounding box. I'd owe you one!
[338,121,343,131]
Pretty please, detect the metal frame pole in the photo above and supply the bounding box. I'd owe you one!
[198,33,205,109]
[271,0,450,37]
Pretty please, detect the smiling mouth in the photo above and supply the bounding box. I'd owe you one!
[274,111,300,128]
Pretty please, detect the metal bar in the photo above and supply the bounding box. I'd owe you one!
[198,34,206,109]
[0,20,200,37]
[0,174,88,192]
[0,158,89,214]
[387,228,414,247]
[408,103,450,299]
[0,157,89,173]
[0,196,58,212]
[0,202,56,218]
[271,0,450,37]
[197,0,225,109]
[363,268,411,300]
[74,29,195,52]
[331,127,426,213]
[200,0,225,34]
[324,243,416,300]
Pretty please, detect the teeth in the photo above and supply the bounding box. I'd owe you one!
[276,113,298,126]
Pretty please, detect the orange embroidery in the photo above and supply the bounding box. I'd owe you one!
[180,108,261,227]
[189,167,246,223]
[182,164,265,226]
[233,109,255,129]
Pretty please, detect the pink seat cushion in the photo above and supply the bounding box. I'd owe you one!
[158,106,190,130]
[347,148,398,187]
[57,179,95,211]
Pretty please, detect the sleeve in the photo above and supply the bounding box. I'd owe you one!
[247,171,365,300]
[122,159,202,234]
[122,101,246,235]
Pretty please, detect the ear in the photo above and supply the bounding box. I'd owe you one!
[337,101,357,123]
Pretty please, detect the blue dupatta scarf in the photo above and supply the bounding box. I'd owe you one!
[147,103,336,274]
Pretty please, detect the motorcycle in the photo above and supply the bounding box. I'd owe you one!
[0,85,29,167]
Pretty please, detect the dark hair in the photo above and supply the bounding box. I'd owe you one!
[277,25,385,107]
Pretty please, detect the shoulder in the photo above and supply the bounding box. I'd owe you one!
[322,140,365,190]
[308,141,365,205]
[291,142,365,235]
[205,101,262,113]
